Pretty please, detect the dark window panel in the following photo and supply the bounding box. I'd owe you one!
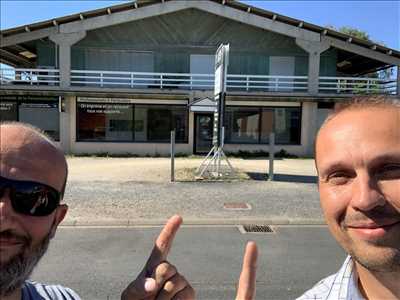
[19,102,60,141]
[0,102,18,122]
[77,103,133,141]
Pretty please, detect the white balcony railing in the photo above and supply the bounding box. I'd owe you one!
[70,70,214,89]
[70,70,309,92]
[227,74,308,91]
[1,68,397,95]
[0,68,60,85]
[319,76,397,94]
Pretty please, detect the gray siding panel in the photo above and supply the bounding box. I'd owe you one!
[40,8,337,76]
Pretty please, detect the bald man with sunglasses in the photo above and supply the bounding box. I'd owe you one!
[0,122,257,300]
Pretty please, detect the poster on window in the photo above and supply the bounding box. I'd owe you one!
[0,102,18,121]
[79,103,130,114]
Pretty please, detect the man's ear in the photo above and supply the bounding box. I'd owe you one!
[50,204,68,238]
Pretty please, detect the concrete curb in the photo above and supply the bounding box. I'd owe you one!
[60,218,326,227]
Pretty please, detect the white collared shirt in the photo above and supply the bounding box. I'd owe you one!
[296,256,365,300]
[22,281,81,300]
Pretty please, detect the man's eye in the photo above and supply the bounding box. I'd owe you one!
[327,172,351,184]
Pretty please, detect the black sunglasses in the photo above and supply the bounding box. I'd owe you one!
[0,176,61,217]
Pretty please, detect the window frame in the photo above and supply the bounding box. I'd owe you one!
[0,96,60,141]
[224,104,302,145]
[76,102,189,144]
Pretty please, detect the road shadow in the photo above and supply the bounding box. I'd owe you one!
[240,157,284,161]
[246,172,318,184]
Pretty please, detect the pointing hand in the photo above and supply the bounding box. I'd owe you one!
[121,215,195,300]
[235,241,258,300]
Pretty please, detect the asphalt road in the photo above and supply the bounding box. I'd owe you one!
[31,225,346,300]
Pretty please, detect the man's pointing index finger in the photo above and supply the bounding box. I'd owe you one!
[236,241,258,300]
[145,215,183,272]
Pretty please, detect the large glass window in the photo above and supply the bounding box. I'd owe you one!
[225,107,260,143]
[0,97,60,140]
[19,102,60,141]
[274,107,301,144]
[225,106,301,145]
[77,103,133,141]
[77,102,188,143]
[0,101,18,121]
[259,109,274,143]
[134,105,188,142]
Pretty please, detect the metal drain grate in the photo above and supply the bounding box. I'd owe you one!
[240,224,274,234]
[223,202,252,210]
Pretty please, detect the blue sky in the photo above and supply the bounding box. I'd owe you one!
[1,0,399,51]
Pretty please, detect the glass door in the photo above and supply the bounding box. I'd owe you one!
[194,113,213,154]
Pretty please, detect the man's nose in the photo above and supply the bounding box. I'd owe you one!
[0,189,14,220]
[351,174,386,211]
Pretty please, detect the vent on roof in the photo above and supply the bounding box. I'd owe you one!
[239,224,274,234]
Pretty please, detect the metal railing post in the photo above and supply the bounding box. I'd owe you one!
[268,132,275,181]
[171,130,175,182]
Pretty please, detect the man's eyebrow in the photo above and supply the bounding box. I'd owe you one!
[317,162,352,178]
[369,153,400,167]
[318,153,400,177]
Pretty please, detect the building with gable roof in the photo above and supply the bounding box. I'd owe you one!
[1,0,399,156]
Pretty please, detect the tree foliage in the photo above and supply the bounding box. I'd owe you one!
[326,25,371,42]
[326,25,393,80]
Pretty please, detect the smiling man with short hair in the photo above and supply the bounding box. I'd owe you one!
[0,122,74,299]
[0,121,258,300]
[0,122,197,300]
[298,96,400,300]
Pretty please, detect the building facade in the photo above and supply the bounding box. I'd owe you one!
[1,0,399,157]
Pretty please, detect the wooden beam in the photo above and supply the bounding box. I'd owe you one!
[323,36,400,66]
[107,8,112,15]
[0,58,18,67]
[13,44,36,54]
[0,48,35,67]
[58,1,320,41]
[1,27,57,47]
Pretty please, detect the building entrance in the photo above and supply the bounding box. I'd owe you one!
[194,113,213,154]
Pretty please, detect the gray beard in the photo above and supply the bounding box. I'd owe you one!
[0,233,51,297]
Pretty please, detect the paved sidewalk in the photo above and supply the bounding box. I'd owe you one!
[62,157,323,225]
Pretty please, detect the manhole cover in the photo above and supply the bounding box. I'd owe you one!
[239,224,274,234]
[223,202,252,210]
